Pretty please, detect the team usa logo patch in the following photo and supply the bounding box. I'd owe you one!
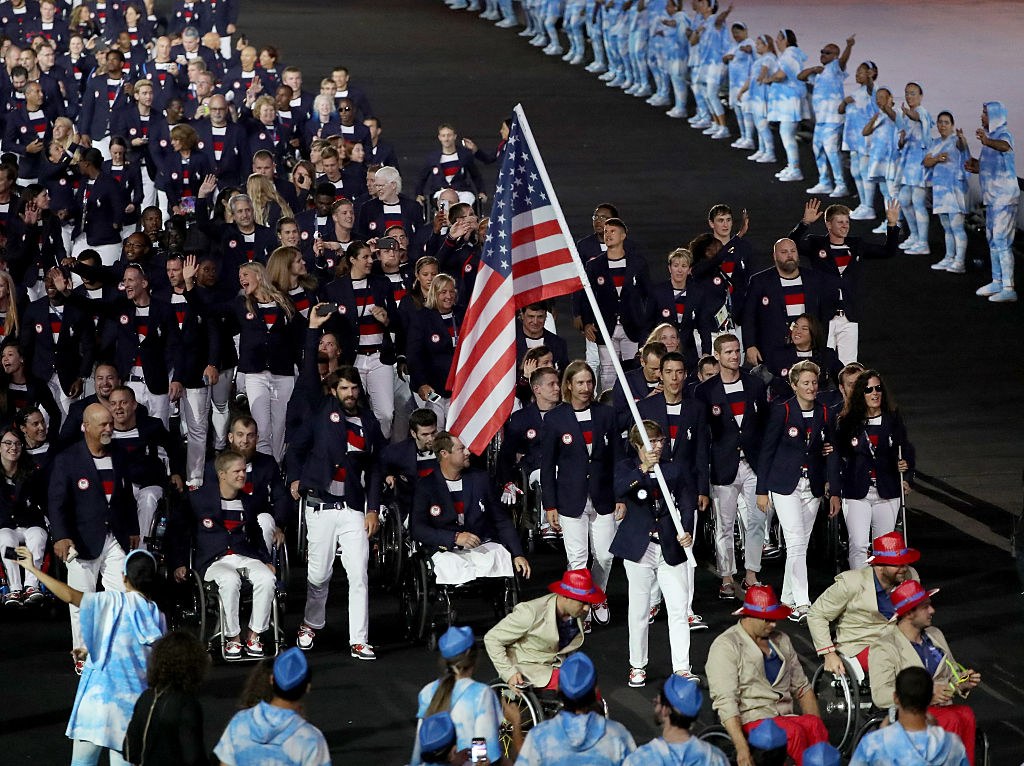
[637,489,648,500]
[662,309,671,317]
[368,222,377,230]
[526,428,537,439]
[762,296,770,306]
[429,504,441,517]
[788,426,799,438]
[246,312,255,320]
[77,478,89,490]
[119,314,130,325]
[203,518,214,528]
[561,433,573,445]
[713,276,722,285]
[301,231,309,240]
[711,405,721,416]
[338,305,347,314]
[35,323,43,333]
[851,437,859,446]
[818,250,828,259]
[330,412,341,423]
[781,368,789,377]
[596,276,605,286]
[431,333,440,343]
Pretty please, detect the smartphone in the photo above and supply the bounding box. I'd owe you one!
[376,236,397,250]
[180,196,196,215]
[427,392,442,404]
[439,199,449,214]
[3,546,16,561]
[471,738,487,762]
[315,302,337,317]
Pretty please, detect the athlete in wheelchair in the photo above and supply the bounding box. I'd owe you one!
[170,449,278,660]
[805,531,921,751]
[406,432,531,645]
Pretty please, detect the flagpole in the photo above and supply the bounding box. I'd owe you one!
[514,104,691,545]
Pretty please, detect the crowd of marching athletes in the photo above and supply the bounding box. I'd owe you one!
[0,0,992,764]
[451,0,1020,303]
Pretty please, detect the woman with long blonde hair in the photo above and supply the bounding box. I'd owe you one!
[225,262,301,461]
[265,246,317,319]
[0,268,21,344]
[246,173,293,229]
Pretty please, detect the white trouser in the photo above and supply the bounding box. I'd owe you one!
[141,167,157,210]
[416,392,450,429]
[211,367,235,450]
[0,525,47,591]
[712,458,764,576]
[585,338,600,377]
[597,321,638,393]
[181,385,212,484]
[203,553,275,637]
[127,379,170,427]
[66,534,126,650]
[771,478,820,608]
[843,487,900,570]
[302,504,369,644]
[71,738,129,766]
[70,235,121,266]
[133,484,163,548]
[624,542,693,673]
[431,541,514,585]
[392,373,413,444]
[47,372,79,424]
[355,352,395,439]
[90,136,112,161]
[245,371,294,463]
[827,314,859,365]
[559,499,616,592]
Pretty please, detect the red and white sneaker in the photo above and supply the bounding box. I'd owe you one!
[648,601,662,624]
[22,586,44,605]
[245,637,264,657]
[71,649,87,675]
[297,624,316,651]
[628,667,647,687]
[350,643,377,661]
[224,640,243,659]
[592,601,610,625]
[688,614,708,631]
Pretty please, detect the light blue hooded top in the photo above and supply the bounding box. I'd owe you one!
[624,735,731,766]
[849,721,969,766]
[979,101,1020,206]
[516,710,636,765]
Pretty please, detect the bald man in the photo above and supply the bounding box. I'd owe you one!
[195,93,247,187]
[48,403,140,660]
[741,238,837,367]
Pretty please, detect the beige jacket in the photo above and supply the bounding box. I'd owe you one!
[483,593,585,687]
[807,566,920,657]
[707,622,810,725]
[869,623,956,708]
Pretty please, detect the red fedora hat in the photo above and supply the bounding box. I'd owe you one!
[548,569,607,605]
[732,584,793,621]
[890,580,939,620]
[866,531,920,566]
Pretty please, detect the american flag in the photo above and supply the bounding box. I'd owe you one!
[446,108,582,454]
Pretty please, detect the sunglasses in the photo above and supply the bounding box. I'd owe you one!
[864,385,883,394]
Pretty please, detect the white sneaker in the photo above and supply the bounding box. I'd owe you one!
[945,261,966,274]
[898,238,918,250]
[779,167,804,182]
[350,643,377,661]
[628,667,647,687]
[755,154,778,163]
[561,51,574,61]
[633,87,652,98]
[829,185,850,198]
[989,288,1017,302]
[495,17,517,28]
[905,245,930,255]
[747,151,764,161]
[665,107,687,118]
[690,119,711,129]
[930,257,953,270]
[734,138,755,149]
[297,624,316,650]
[543,45,564,56]
[599,71,615,81]
[647,95,670,106]
[872,220,889,234]
[592,601,610,625]
[569,56,584,65]
[712,125,731,139]
[805,182,834,194]
[976,281,1003,296]
[702,125,718,135]
[849,205,876,220]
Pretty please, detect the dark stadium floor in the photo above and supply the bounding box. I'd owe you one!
[3,0,1023,763]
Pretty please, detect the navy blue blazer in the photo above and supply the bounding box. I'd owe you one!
[285,398,384,513]
[611,367,661,433]
[78,74,132,139]
[788,221,900,323]
[354,195,423,241]
[380,437,438,509]
[323,273,399,365]
[194,121,247,188]
[415,145,484,199]
[763,345,843,402]
[539,402,616,518]
[21,297,95,392]
[741,267,836,359]
[410,468,523,557]
[102,297,179,395]
[222,296,303,376]
[72,172,125,245]
[756,397,833,497]
[831,411,915,501]
[514,325,569,374]
[497,402,551,485]
[610,459,691,566]
[407,306,462,396]
[636,393,710,496]
[694,372,768,486]
[579,253,650,343]
[4,107,51,180]
[691,235,752,324]
[644,280,714,367]
[113,414,184,488]
[48,441,139,560]
[202,451,293,529]
[173,483,270,577]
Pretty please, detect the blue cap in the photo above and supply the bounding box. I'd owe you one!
[419,712,456,753]
[273,648,309,692]
[748,718,787,750]
[438,625,474,659]
[663,675,702,717]
[558,652,596,700]
[804,742,841,766]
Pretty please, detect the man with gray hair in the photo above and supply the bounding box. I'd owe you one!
[355,165,424,240]
[219,193,276,280]
[170,26,220,73]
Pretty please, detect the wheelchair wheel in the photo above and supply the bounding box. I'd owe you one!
[400,555,430,643]
[489,680,544,759]
[812,657,860,752]
[849,713,885,755]
[296,496,308,563]
[273,543,290,605]
[171,570,208,645]
[372,503,404,592]
[695,723,737,763]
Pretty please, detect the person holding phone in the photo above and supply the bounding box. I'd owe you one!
[407,273,461,424]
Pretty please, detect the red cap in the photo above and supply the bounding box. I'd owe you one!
[732,584,793,621]
[548,569,607,605]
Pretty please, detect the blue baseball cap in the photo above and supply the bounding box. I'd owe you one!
[419,712,456,753]
[558,652,596,700]
[663,675,702,717]
[273,648,309,692]
[748,718,787,750]
[804,742,841,766]
[438,625,474,659]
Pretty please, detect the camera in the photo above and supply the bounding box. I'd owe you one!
[376,236,397,250]
[3,546,16,561]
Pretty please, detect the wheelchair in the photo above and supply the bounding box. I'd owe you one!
[811,653,876,753]
[810,497,848,577]
[399,539,520,650]
[171,543,288,662]
[367,493,405,592]
[693,723,738,761]
[488,675,609,760]
[505,465,545,556]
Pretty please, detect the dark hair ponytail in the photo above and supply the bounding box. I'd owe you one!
[124,550,161,602]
